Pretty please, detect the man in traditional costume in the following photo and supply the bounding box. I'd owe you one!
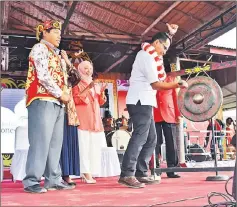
[23,20,75,193]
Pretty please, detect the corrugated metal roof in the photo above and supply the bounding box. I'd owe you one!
[207,45,236,50]
[208,27,236,49]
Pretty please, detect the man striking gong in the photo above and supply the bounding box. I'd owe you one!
[118,23,188,189]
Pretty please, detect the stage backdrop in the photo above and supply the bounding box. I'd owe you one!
[1,78,119,166]
[1,78,26,166]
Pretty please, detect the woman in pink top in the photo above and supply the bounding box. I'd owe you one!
[72,60,107,183]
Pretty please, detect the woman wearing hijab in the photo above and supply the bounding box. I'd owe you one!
[72,60,107,184]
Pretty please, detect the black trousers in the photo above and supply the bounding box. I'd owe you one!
[155,122,179,171]
[120,101,157,177]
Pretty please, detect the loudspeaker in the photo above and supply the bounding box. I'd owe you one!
[186,144,212,162]
[188,144,206,153]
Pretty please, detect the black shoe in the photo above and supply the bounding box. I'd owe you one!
[67,182,76,186]
[167,173,181,178]
[46,182,75,191]
[62,177,77,186]
[24,184,47,194]
[136,177,160,185]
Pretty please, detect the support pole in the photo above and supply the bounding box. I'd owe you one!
[171,56,186,166]
[178,118,186,165]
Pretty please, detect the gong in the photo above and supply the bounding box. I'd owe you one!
[178,76,223,122]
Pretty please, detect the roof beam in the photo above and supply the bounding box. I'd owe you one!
[87,2,156,33]
[155,2,204,24]
[1,29,141,44]
[10,24,34,32]
[88,2,140,27]
[23,3,122,42]
[174,8,204,24]
[112,2,187,36]
[11,6,43,23]
[180,19,236,54]
[55,2,116,43]
[12,4,103,41]
[2,1,10,30]
[204,1,222,11]
[9,16,35,32]
[61,1,78,34]
[52,1,137,39]
[141,1,181,36]
[104,46,138,73]
[69,31,138,40]
[27,2,54,20]
[112,2,155,23]
[173,5,236,53]
[84,22,118,44]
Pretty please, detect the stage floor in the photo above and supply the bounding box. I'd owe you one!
[1,171,234,206]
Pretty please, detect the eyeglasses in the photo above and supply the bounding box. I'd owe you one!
[159,41,169,51]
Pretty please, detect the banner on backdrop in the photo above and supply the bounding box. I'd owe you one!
[1,79,27,166]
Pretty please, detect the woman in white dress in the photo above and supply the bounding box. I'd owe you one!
[72,61,107,183]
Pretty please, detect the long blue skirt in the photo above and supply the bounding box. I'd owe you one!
[60,114,80,176]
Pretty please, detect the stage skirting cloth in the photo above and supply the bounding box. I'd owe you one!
[10,147,120,181]
[98,147,121,177]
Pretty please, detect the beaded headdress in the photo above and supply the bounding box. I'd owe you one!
[36,20,62,41]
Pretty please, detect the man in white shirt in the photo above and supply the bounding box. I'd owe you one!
[118,23,188,189]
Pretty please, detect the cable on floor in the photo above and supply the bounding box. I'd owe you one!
[203,176,236,207]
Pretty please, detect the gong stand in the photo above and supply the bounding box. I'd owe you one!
[168,60,236,77]
[155,73,233,180]
[154,117,232,181]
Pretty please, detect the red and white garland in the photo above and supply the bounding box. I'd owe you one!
[141,42,166,81]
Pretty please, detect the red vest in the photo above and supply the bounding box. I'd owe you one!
[25,44,65,107]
